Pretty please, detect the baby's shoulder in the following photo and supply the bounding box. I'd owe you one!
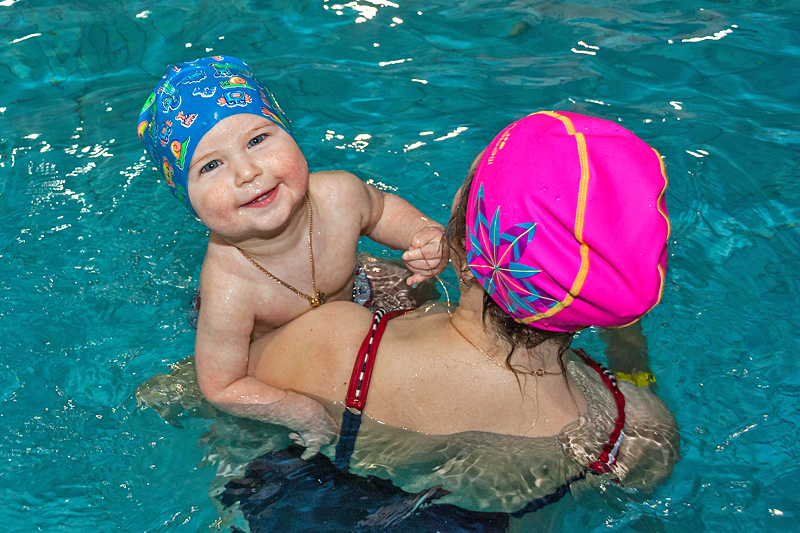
[310,168,362,186]
[198,240,257,308]
[310,170,370,204]
[309,170,373,229]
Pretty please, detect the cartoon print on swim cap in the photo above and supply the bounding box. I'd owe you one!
[162,158,175,188]
[218,88,252,108]
[192,86,216,98]
[211,62,236,77]
[140,92,156,115]
[222,76,252,89]
[160,81,181,112]
[136,55,294,218]
[181,70,207,85]
[170,137,190,170]
[175,111,197,127]
[467,183,559,320]
[159,120,172,147]
[262,108,288,130]
[174,183,191,209]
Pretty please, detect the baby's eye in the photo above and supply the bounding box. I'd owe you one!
[248,134,267,147]
[201,160,221,173]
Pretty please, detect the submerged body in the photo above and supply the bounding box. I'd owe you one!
[247,300,679,511]
[138,304,678,513]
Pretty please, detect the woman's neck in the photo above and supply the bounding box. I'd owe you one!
[448,305,564,376]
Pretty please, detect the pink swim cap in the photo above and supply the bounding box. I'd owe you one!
[465,111,670,332]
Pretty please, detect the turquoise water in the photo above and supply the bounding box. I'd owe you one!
[1,0,799,531]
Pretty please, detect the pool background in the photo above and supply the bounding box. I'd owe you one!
[1,0,799,531]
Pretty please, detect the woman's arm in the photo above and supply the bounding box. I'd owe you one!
[599,321,656,389]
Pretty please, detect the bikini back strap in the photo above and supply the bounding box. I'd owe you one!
[333,408,362,471]
[573,348,626,474]
[345,308,410,411]
[335,308,410,471]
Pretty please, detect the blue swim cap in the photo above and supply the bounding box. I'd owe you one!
[137,56,293,217]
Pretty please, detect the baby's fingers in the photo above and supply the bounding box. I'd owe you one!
[289,432,305,447]
[409,226,444,249]
[405,272,430,286]
[301,444,321,460]
[402,248,425,263]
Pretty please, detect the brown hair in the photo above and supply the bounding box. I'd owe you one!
[444,152,574,374]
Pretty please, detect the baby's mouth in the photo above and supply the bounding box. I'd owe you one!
[243,186,278,208]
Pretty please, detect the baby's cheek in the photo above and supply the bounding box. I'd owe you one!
[192,188,229,226]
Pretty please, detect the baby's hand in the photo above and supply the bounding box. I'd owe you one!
[402,226,449,286]
[283,391,339,459]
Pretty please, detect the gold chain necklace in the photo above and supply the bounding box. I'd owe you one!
[449,320,563,376]
[237,193,326,307]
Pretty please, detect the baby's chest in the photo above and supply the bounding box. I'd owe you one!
[248,261,358,338]
[249,289,312,339]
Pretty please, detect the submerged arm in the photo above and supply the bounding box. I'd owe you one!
[194,293,337,457]
[599,320,656,389]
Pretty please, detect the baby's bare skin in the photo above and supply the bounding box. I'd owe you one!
[188,114,446,456]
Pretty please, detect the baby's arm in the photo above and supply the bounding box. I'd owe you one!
[357,178,449,285]
[194,286,337,458]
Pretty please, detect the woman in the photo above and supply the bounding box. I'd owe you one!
[228,111,678,511]
[142,111,678,529]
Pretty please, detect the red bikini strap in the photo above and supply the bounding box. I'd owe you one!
[345,308,410,411]
[573,348,627,474]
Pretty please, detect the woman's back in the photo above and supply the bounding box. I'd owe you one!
[247,301,679,510]
[249,302,587,437]
[360,305,588,437]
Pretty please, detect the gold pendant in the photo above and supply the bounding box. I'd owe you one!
[310,291,326,307]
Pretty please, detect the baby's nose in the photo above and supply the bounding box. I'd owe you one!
[234,157,263,186]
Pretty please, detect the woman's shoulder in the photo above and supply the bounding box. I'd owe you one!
[564,351,680,488]
[612,380,681,487]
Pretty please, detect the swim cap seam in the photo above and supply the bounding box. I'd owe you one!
[654,148,671,240]
[518,111,591,326]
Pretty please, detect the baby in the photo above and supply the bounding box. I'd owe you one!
[138,56,446,455]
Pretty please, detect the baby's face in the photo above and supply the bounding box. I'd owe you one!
[187,114,308,241]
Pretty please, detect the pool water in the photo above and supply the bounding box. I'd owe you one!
[1,0,799,531]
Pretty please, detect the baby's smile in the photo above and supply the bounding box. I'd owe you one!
[243,186,279,208]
